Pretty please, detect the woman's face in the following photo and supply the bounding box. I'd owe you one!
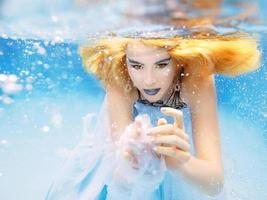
[126,42,178,102]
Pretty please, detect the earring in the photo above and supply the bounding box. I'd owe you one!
[163,68,187,109]
[124,80,133,93]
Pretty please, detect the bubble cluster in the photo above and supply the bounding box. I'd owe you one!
[41,126,50,133]
[51,113,63,128]
[0,74,22,104]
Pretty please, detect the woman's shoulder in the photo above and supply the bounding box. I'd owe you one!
[105,85,139,134]
[180,72,215,106]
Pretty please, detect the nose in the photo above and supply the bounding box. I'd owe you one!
[144,69,156,87]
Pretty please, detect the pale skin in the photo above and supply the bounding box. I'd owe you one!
[106,42,223,196]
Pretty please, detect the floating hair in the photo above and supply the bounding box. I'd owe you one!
[79,32,261,90]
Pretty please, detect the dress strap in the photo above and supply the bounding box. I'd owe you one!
[137,89,141,100]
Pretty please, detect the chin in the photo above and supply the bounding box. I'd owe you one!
[143,94,163,102]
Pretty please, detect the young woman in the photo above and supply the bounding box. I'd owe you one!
[45,29,260,200]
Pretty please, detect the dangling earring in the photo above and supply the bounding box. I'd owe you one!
[163,67,187,109]
[124,80,133,93]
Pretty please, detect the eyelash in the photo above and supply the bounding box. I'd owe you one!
[130,64,143,70]
[130,62,169,70]
[156,62,169,69]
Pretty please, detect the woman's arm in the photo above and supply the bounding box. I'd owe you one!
[105,85,147,185]
[106,84,136,140]
[176,74,224,196]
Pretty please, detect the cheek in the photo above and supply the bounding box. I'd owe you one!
[159,68,176,82]
[128,68,143,86]
[162,68,172,77]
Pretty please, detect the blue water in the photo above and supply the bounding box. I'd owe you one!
[0,1,267,200]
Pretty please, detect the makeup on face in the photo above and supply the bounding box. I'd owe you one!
[143,88,161,96]
[126,43,177,102]
[127,58,144,70]
[127,57,171,70]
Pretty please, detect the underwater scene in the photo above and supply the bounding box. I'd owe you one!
[0,0,267,200]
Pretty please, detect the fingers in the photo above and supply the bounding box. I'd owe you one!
[129,119,142,139]
[152,135,190,152]
[157,118,167,126]
[153,146,191,164]
[123,150,132,160]
[134,117,142,128]
[148,124,173,135]
[160,107,184,130]
[123,148,139,168]
[148,124,189,142]
[156,118,169,148]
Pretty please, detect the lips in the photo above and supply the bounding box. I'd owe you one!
[143,88,161,96]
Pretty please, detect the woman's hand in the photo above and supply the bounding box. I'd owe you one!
[121,116,150,170]
[148,107,191,171]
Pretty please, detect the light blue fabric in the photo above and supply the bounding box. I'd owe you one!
[131,101,191,200]
[45,98,267,200]
[45,100,209,200]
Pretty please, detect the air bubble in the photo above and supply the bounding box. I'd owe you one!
[42,126,50,133]
[25,84,33,91]
[0,140,7,144]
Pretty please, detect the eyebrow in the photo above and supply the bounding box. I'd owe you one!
[127,57,144,65]
[155,57,171,64]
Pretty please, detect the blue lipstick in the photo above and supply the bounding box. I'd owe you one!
[143,88,161,96]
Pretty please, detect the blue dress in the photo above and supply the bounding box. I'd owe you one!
[45,98,200,200]
[46,97,267,199]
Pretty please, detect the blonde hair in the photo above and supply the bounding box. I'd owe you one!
[79,32,261,91]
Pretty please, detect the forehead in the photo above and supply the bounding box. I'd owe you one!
[126,41,169,58]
